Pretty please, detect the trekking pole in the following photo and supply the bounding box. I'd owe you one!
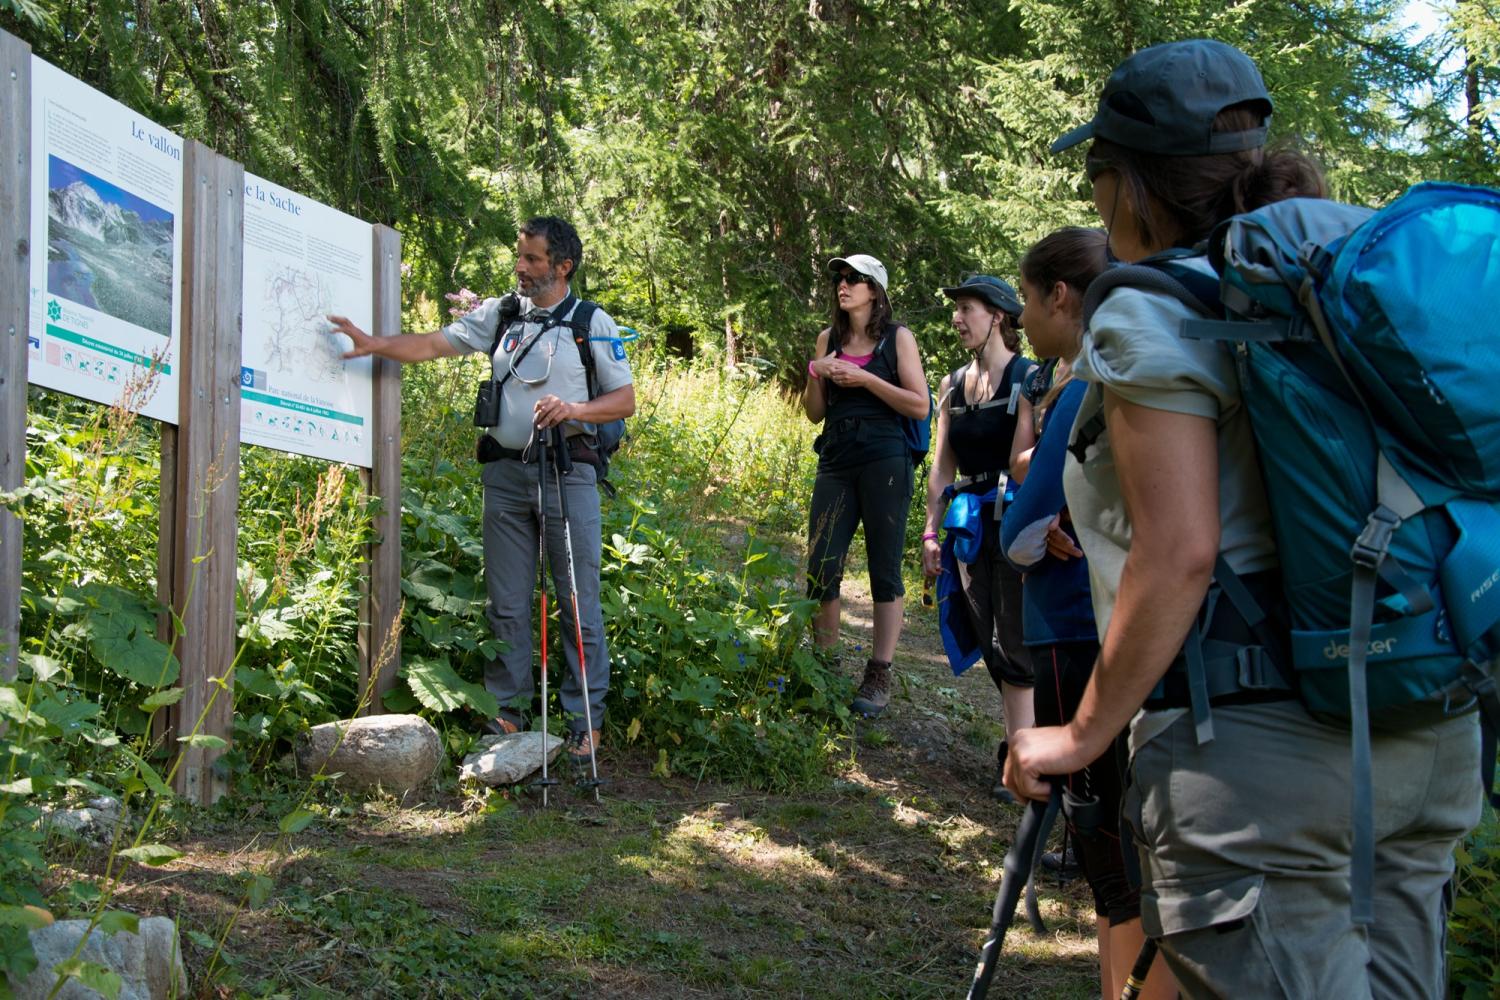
[550,426,603,801]
[530,425,559,807]
[1025,787,1062,934]
[1120,937,1160,1000]
[967,786,1060,1000]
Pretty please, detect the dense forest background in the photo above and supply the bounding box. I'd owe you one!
[4,0,1496,374]
[3,3,1499,993]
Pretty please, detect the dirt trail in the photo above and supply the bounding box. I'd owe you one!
[76,568,1099,999]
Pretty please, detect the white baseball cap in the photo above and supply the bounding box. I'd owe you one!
[826,253,888,291]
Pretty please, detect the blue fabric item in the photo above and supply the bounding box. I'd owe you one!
[937,485,999,676]
[937,533,982,677]
[1000,381,1098,647]
[943,490,987,564]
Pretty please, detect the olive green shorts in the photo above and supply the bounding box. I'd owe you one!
[1125,701,1481,999]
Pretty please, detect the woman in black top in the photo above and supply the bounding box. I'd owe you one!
[921,275,1036,797]
[802,254,931,717]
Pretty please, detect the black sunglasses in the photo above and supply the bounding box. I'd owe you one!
[1085,157,1115,183]
[832,272,873,287]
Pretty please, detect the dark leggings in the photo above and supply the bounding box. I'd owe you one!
[1033,640,1140,925]
[960,519,1034,690]
[806,453,913,603]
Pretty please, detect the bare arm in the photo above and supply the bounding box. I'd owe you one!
[1009,397,1037,484]
[921,373,956,577]
[1006,391,1220,800]
[802,328,833,423]
[825,326,929,418]
[329,315,459,364]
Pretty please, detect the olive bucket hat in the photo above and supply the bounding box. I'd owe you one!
[940,275,1024,328]
[1050,39,1272,156]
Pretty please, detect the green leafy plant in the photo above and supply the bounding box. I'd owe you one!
[1449,813,1500,997]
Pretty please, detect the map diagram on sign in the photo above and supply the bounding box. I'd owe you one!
[260,267,345,383]
[240,171,374,467]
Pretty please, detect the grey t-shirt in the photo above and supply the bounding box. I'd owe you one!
[1063,258,1277,640]
[442,292,633,451]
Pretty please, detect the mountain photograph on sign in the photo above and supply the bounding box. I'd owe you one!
[46,154,174,336]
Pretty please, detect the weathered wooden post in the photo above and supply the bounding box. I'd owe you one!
[359,225,403,712]
[163,141,244,804]
[0,33,30,683]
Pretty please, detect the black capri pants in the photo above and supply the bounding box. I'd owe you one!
[1033,639,1140,926]
[806,452,913,604]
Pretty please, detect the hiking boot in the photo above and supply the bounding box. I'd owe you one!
[850,659,892,717]
[991,739,1016,804]
[485,715,522,737]
[1041,845,1082,881]
[564,729,602,766]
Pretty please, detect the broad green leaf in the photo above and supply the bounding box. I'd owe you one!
[117,747,172,798]
[278,808,316,834]
[245,873,274,909]
[20,652,66,682]
[404,657,497,717]
[0,778,34,795]
[177,734,227,750]
[0,686,34,725]
[119,844,182,867]
[33,695,101,730]
[97,911,139,936]
[140,688,184,710]
[55,958,123,999]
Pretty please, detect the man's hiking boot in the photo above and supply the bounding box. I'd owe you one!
[851,659,892,717]
[991,739,1016,804]
[565,728,602,766]
[485,716,522,737]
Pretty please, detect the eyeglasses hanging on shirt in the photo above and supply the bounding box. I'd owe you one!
[507,313,559,387]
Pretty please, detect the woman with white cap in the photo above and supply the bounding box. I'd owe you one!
[920,274,1037,800]
[1004,39,1479,997]
[803,253,930,717]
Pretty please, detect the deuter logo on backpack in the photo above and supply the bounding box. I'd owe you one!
[1322,637,1399,662]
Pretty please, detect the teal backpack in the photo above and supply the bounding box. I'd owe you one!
[1086,182,1500,924]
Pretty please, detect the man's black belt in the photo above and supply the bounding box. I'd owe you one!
[479,435,597,465]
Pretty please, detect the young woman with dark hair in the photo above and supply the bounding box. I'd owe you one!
[1005,40,1480,998]
[921,274,1036,798]
[803,254,930,717]
[1002,226,1176,1000]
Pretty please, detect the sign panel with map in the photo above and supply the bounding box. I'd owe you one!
[28,55,183,424]
[240,172,374,467]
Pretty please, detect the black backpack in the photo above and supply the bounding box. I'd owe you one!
[489,295,628,493]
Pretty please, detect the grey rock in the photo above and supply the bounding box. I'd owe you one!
[460,732,564,786]
[39,797,124,846]
[294,714,441,795]
[894,716,954,752]
[11,916,186,999]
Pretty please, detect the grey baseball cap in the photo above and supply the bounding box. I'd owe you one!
[1051,39,1272,156]
[940,275,1024,328]
[827,254,889,291]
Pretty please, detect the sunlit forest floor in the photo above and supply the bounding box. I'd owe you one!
[51,566,1102,998]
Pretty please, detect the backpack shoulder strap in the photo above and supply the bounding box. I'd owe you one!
[1068,260,1219,463]
[565,299,602,399]
[947,364,968,410]
[1081,262,1219,330]
[1004,355,1036,415]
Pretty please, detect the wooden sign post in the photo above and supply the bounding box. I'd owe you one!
[0,32,29,684]
[162,141,244,805]
[360,225,403,712]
